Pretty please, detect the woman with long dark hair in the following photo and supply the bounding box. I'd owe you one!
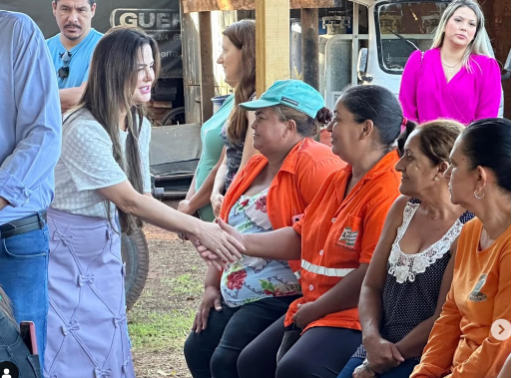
[44,27,244,378]
[209,20,258,217]
[179,20,256,221]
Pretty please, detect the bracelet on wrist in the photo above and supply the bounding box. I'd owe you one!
[362,359,377,377]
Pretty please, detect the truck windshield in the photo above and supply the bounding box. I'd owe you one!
[375,1,449,74]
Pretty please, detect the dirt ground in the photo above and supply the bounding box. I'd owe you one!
[128,220,206,378]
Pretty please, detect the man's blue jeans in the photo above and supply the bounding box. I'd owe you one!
[0,223,49,370]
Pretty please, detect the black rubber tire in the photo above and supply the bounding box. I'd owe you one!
[121,228,150,311]
[162,107,186,125]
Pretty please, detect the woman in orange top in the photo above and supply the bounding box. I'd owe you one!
[207,85,415,378]
[411,118,511,378]
[184,80,343,378]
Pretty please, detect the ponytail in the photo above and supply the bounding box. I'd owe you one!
[315,107,333,126]
[397,120,417,156]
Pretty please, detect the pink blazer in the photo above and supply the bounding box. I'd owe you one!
[399,48,501,126]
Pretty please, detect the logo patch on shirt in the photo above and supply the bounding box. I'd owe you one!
[339,227,358,247]
[468,274,488,302]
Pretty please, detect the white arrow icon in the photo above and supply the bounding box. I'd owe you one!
[492,319,511,341]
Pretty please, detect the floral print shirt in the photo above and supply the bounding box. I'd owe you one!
[221,188,301,307]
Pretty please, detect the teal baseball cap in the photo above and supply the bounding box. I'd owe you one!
[239,80,325,119]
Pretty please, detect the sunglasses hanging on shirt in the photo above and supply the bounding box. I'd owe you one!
[58,51,72,79]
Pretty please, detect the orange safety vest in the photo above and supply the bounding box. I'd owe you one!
[285,150,401,332]
[220,138,345,273]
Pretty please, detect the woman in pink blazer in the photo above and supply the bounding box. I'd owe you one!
[399,0,501,126]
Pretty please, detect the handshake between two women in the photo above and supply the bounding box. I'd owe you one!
[187,218,245,270]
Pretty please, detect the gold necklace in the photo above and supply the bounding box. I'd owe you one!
[442,60,462,73]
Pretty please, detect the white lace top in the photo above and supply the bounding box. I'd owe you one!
[388,201,464,284]
[353,199,473,360]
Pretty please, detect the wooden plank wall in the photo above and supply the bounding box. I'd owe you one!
[182,0,336,13]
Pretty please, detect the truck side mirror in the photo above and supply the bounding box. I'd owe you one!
[357,48,372,82]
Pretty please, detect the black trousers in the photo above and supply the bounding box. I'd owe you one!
[238,315,362,378]
[184,296,299,378]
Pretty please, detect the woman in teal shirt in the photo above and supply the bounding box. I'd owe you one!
[179,20,256,221]
[180,95,234,221]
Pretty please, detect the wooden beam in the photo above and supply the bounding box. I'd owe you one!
[301,8,319,90]
[183,0,336,13]
[256,0,290,96]
[199,12,215,123]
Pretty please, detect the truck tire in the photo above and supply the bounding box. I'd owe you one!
[121,228,150,311]
[162,107,186,125]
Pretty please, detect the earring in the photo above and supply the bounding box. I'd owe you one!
[434,177,439,181]
[474,190,485,200]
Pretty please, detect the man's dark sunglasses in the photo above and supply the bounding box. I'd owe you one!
[58,51,72,79]
[58,66,70,79]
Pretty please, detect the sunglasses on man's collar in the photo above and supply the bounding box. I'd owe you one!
[58,51,72,79]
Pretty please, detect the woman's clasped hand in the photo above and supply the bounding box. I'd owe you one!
[192,218,245,268]
[188,219,245,264]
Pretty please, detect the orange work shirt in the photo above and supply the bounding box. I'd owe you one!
[220,138,345,272]
[285,150,401,332]
[411,218,511,378]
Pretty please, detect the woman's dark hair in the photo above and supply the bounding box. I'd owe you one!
[397,121,417,156]
[223,20,256,143]
[69,26,161,235]
[462,118,511,193]
[273,106,332,138]
[339,85,412,149]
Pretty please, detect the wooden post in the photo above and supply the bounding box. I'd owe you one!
[199,11,215,123]
[301,8,319,90]
[255,0,291,95]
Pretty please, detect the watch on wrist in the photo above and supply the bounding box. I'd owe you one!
[362,359,377,377]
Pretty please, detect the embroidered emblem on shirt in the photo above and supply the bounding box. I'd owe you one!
[468,274,488,302]
[339,228,358,247]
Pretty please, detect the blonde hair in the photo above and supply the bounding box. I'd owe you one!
[431,0,493,72]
